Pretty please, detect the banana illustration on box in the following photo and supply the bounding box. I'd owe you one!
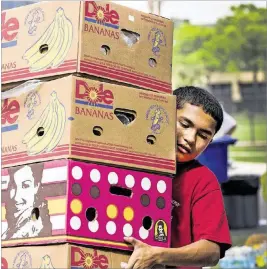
[23,7,73,72]
[22,91,66,155]
[39,255,55,269]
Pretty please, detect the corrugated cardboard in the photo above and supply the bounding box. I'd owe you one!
[1,75,176,174]
[1,159,172,249]
[2,244,131,269]
[2,1,173,93]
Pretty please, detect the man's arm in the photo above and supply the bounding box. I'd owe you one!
[123,237,220,269]
[157,239,220,267]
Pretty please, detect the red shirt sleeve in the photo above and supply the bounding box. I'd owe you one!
[191,167,232,258]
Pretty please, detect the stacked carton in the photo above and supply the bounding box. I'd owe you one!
[1,1,175,268]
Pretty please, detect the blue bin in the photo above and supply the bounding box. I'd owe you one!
[197,135,237,183]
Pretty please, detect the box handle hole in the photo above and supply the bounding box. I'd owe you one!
[121,29,140,47]
[110,186,132,198]
[114,108,136,125]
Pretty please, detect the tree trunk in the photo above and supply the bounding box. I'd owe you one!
[148,0,161,15]
[249,69,258,145]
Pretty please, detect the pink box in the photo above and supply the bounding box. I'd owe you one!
[2,159,172,250]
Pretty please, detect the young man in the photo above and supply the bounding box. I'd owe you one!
[123,86,232,269]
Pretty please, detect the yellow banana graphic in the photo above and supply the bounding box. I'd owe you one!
[45,93,66,152]
[25,16,61,69]
[152,109,161,125]
[23,91,66,155]
[23,7,73,72]
[29,25,64,72]
[153,33,161,48]
[24,98,56,153]
[23,16,56,60]
[39,255,54,269]
[51,9,73,68]
[22,99,51,144]
[28,105,58,155]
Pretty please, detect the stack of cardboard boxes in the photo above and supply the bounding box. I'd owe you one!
[1,1,176,268]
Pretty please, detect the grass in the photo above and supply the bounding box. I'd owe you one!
[228,113,266,163]
[231,113,266,142]
[229,145,266,163]
[230,146,266,152]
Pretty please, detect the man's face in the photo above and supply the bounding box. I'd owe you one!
[176,103,217,163]
[10,166,39,213]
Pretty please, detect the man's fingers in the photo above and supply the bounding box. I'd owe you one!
[125,254,138,269]
[124,236,139,247]
[121,262,128,269]
[133,262,143,269]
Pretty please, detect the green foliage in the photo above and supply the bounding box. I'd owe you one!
[216,4,267,72]
[172,4,267,87]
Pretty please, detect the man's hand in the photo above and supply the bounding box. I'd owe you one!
[122,237,162,269]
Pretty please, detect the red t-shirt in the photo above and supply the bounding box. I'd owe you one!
[171,160,232,269]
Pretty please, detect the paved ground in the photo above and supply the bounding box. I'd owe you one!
[230,225,267,246]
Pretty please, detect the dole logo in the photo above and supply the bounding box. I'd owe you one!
[71,246,109,269]
[1,99,20,132]
[75,79,114,109]
[1,12,19,48]
[84,1,119,29]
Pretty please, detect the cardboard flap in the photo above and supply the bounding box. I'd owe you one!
[1,80,43,100]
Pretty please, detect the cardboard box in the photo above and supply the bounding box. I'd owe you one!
[2,244,131,269]
[2,1,173,93]
[1,159,172,249]
[1,75,176,174]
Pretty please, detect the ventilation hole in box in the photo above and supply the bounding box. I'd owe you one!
[31,208,40,221]
[156,197,166,209]
[86,207,97,222]
[114,108,136,125]
[146,135,156,145]
[128,15,135,22]
[121,29,140,47]
[100,45,110,55]
[72,183,82,196]
[110,186,132,198]
[143,216,153,230]
[140,194,150,207]
[149,58,157,68]
[90,186,100,199]
[93,126,103,136]
[37,127,44,136]
[39,44,48,54]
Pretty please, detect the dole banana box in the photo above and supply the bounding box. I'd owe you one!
[2,1,173,93]
[2,244,131,269]
[1,159,172,249]
[2,75,176,174]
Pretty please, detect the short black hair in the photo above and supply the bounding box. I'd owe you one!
[173,86,223,133]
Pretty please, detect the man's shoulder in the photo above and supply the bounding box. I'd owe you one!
[179,159,216,176]
[177,160,219,186]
